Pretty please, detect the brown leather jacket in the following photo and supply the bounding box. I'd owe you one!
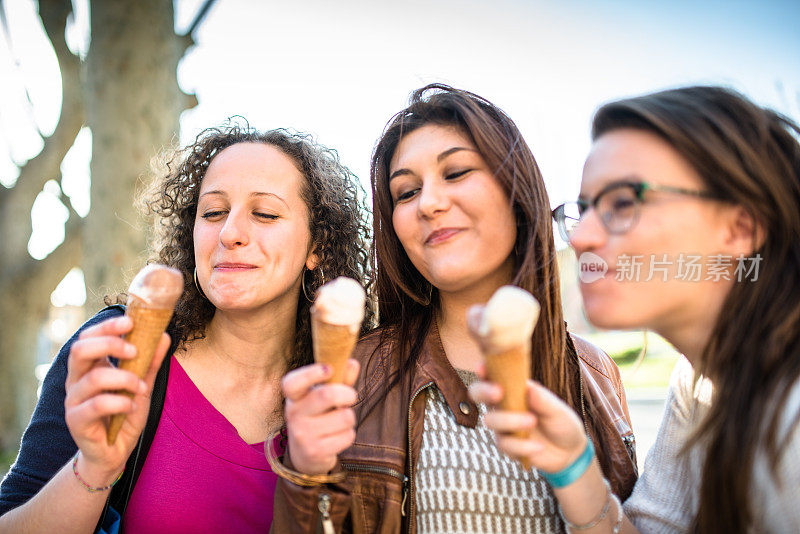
[272,324,637,533]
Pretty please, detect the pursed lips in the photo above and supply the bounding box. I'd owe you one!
[214,262,258,271]
[424,227,463,246]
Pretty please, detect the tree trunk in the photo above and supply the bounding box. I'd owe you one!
[0,0,195,453]
[0,0,83,451]
[0,230,81,451]
[84,0,194,307]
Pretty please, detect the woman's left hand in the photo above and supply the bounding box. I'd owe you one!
[469,377,589,473]
[281,360,361,475]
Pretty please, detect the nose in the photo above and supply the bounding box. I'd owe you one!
[417,180,450,219]
[219,210,249,248]
[569,209,606,254]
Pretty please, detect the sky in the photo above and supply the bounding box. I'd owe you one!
[1,0,799,305]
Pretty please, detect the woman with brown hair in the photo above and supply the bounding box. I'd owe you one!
[0,123,372,533]
[473,85,800,533]
[273,84,638,533]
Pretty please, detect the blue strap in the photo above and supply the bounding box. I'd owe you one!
[539,438,595,488]
[98,505,121,534]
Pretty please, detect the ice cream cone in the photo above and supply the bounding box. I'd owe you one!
[107,265,182,445]
[469,286,540,470]
[310,277,366,384]
[480,339,533,469]
[311,314,359,384]
[483,342,531,416]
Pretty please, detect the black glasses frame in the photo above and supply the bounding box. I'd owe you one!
[552,180,720,241]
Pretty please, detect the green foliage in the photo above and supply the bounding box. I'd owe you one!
[0,447,17,479]
[611,346,644,365]
[616,353,679,390]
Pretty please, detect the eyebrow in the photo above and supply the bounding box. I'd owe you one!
[578,176,642,201]
[199,190,289,208]
[388,146,477,181]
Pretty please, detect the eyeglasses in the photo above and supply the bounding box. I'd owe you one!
[552,180,720,242]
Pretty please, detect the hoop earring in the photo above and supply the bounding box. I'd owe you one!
[194,267,208,300]
[302,266,325,303]
[301,267,313,303]
[419,282,433,306]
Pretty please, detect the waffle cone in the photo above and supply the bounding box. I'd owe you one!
[311,314,358,384]
[106,297,174,445]
[484,341,533,469]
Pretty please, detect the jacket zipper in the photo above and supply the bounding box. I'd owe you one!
[579,371,589,435]
[314,466,410,532]
[318,493,334,534]
[341,462,409,515]
[405,381,433,524]
[341,462,407,483]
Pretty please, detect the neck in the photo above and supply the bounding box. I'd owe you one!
[654,289,727,369]
[437,274,511,371]
[190,299,298,386]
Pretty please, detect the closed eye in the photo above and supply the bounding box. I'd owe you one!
[611,197,636,211]
[201,210,226,220]
[255,212,279,220]
[395,188,419,203]
[445,169,471,180]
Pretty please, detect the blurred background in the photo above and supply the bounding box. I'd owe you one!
[0,0,798,476]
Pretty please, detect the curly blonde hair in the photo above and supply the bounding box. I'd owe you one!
[140,121,373,371]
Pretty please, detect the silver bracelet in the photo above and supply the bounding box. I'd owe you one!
[559,478,612,531]
[611,488,623,534]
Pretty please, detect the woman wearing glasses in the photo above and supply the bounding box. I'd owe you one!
[472,86,800,533]
[271,84,638,533]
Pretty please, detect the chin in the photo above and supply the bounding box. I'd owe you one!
[208,291,255,310]
[425,257,512,294]
[425,271,477,294]
[583,303,648,331]
[581,295,623,330]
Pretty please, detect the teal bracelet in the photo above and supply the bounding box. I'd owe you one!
[539,438,595,488]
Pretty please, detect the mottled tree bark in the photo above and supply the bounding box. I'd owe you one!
[83,0,195,305]
[0,0,83,451]
[0,0,195,452]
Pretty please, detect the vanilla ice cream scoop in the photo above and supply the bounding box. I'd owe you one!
[127,264,184,307]
[107,264,183,445]
[313,277,366,326]
[469,285,540,469]
[476,285,540,351]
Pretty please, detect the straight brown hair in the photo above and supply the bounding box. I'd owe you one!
[369,83,601,461]
[593,86,800,533]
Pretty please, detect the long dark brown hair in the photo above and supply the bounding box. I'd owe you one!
[140,121,374,371]
[370,83,587,439]
[593,86,800,533]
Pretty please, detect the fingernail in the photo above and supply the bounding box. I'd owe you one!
[139,380,147,394]
[125,344,137,357]
[320,364,331,374]
[131,401,138,411]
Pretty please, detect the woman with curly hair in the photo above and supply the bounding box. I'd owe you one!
[0,123,373,533]
[272,85,637,533]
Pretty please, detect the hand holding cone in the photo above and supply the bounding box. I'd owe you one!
[107,265,183,445]
[311,277,366,383]
[468,285,540,469]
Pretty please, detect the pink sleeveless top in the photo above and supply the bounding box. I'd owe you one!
[123,357,283,533]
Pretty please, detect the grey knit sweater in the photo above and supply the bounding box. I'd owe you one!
[625,357,800,533]
[416,370,565,534]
